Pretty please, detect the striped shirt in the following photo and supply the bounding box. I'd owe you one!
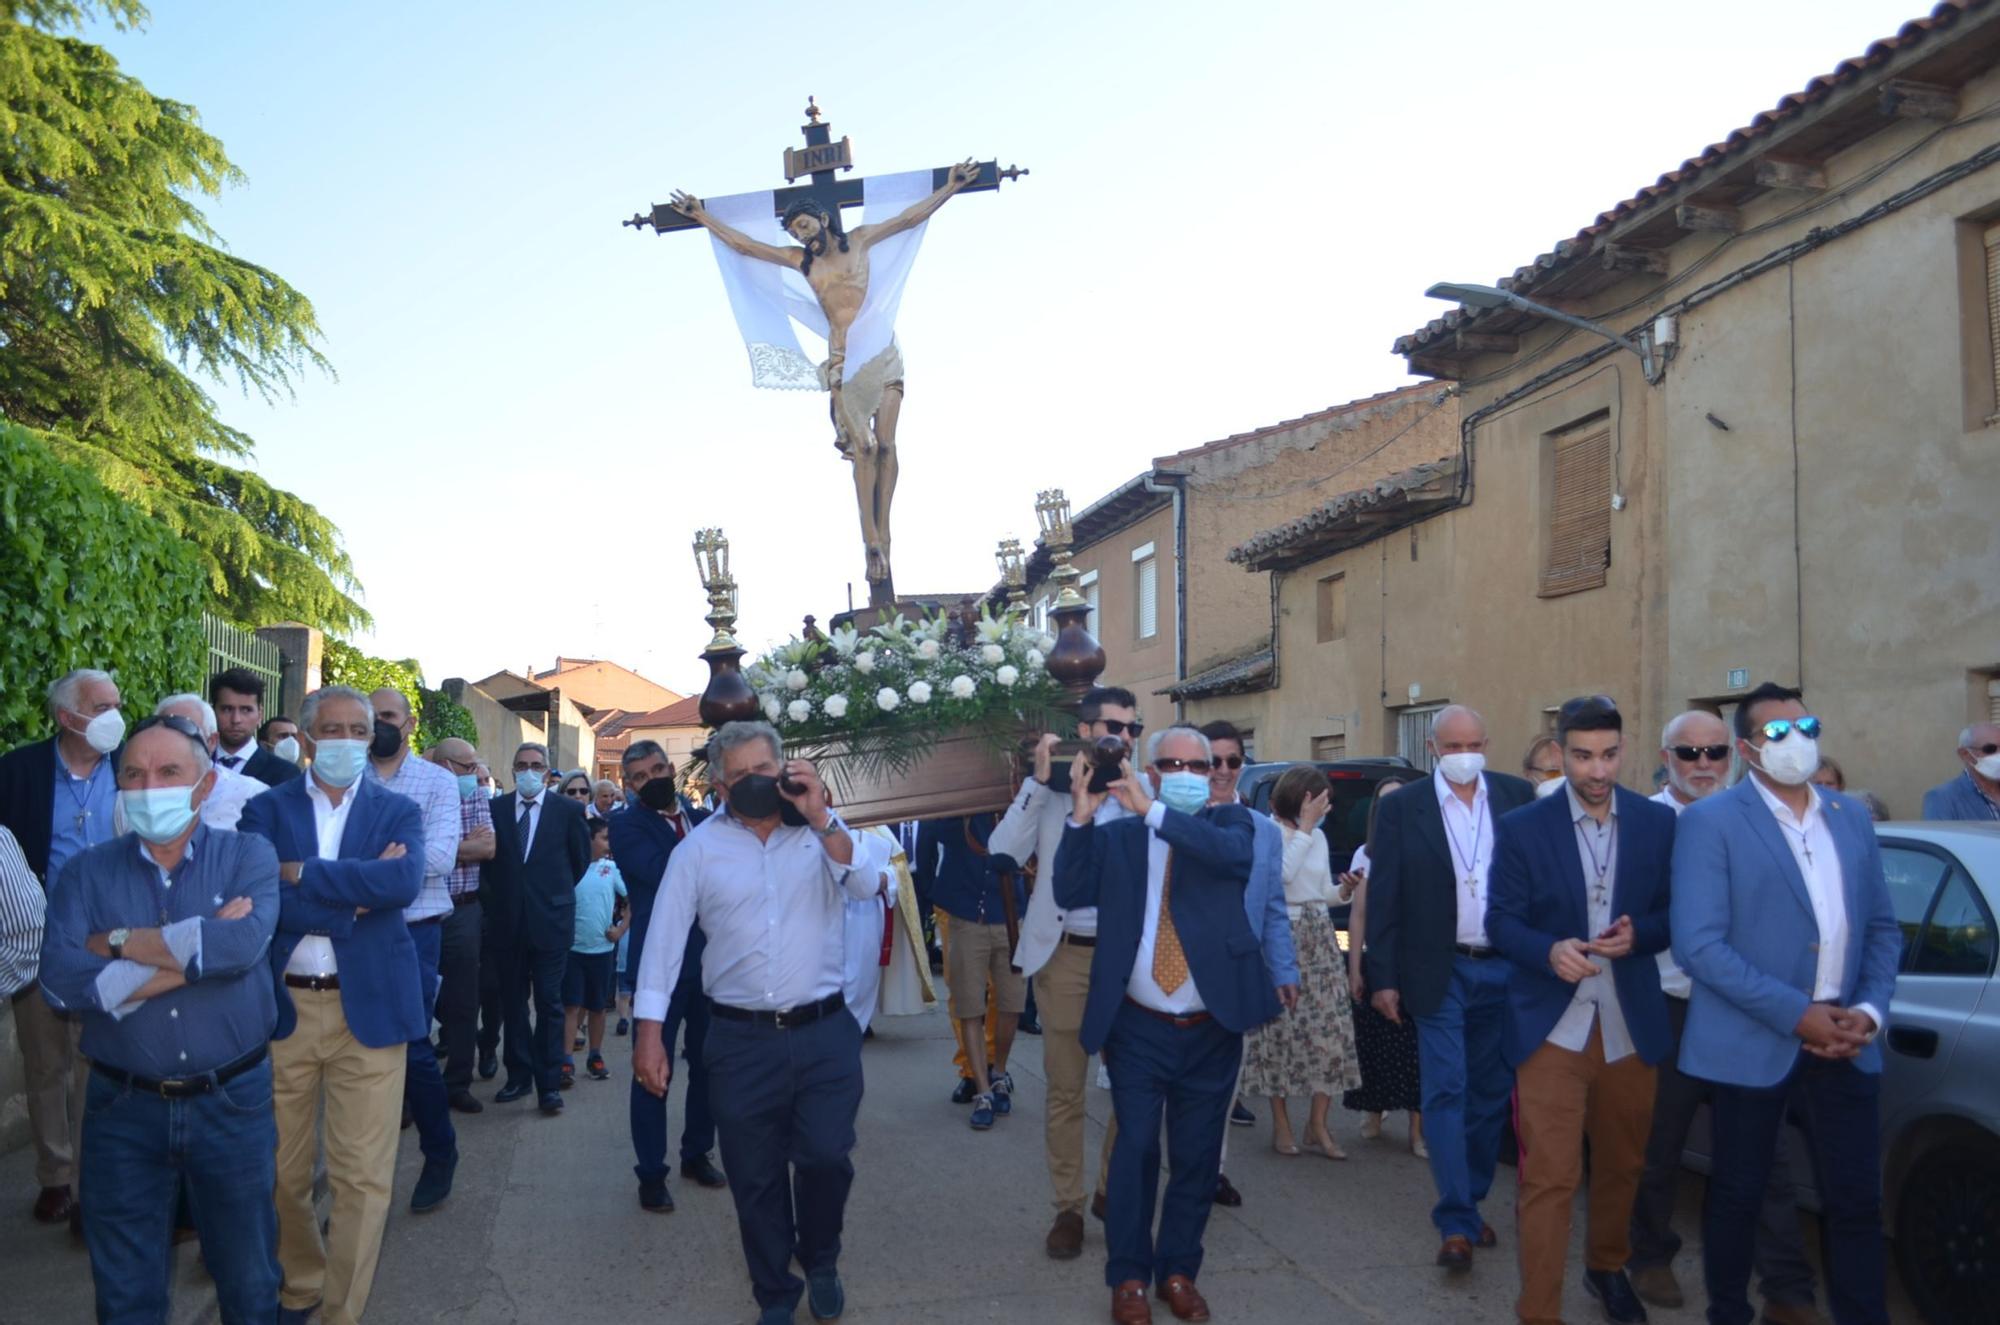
[365,750,462,922]
[0,825,44,997]
[449,789,493,899]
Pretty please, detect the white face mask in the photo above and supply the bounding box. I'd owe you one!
[1755,734,1820,787]
[1973,753,2000,782]
[1436,752,1486,786]
[74,707,126,755]
[272,735,302,764]
[1535,775,1566,799]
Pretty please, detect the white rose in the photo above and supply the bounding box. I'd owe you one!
[949,675,975,700]
[1026,648,1045,670]
[761,694,783,721]
[855,651,876,674]
[996,664,1019,688]
[787,699,812,723]
[907,680,933,704]
[916,638,941,661]
[786,669,809,692]
[1040,632,1057,652]
[980,643,1005,665]
[824,693,849,720]
[876,687,901,712]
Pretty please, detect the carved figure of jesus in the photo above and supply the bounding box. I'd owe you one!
[670,161,978,598]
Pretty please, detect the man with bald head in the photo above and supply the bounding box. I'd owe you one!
[1364,704,1534,1271]
[1627,712,1822,1321]
[428,737,495,1113]
[1922,722,2000,821]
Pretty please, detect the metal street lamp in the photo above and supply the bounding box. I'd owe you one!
[1425,282,1667,384]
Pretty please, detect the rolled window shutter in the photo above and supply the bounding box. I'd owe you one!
[1541,424,1612,596]
[1136,558,1158,639]
[1986,223,2000,412]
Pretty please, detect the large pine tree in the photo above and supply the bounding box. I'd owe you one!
[0,0,367,631]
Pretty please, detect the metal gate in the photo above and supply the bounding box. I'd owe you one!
[1396,704,1444,772]
[202,615,282,699]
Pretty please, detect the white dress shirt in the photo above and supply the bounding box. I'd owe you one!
[633,811,890,1019]
[1648,787,1695,998]
[196,763,265,832]
[214,739,257,772]
[1748,776,1884,1034]
[992,776,1132,977]
[285,777,354,976]
[1434,768,1497,946]
[1124,802,1204,1016]
[1547,783,1635,1062]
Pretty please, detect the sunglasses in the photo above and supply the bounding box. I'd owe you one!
[1970,743,2000,757]
[1670,744,1731,763]
[1097,719,1144,738]
[562,787,590,797]
[1213,755,1245,770]
[1758,716,1822,742]
[1153,757,1212,774]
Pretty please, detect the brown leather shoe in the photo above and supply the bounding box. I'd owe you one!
[1476,1222,1498,1248]
[1628,1262,1683,1308]
[1760,1300,1828,1325]
[1436,1234,1473,1272]
[32,1186,73,1224]
[1155,1275,1210,1322]
[1046,1210,1085,1260]
[1111,1279,1153,1324]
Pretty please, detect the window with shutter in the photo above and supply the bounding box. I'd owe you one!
[1316,573,1346,642]
[1135,556,1158,640]
[1985,222,2000,417]
[1541,422,1612,597]
[1311,733,1347,760]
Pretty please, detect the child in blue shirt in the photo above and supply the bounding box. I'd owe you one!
[562,819,628,1084]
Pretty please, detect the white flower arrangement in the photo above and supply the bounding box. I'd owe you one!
[876,686,901,712]
[824,693,849,719]
[996,664,1019,688]
[787,698,812,723]
[854,651,876,674]
[786,669,809,692]
[949,675,976,700]
[907,680,933,704]
[980,643,1005,665]
[916,638,941,661]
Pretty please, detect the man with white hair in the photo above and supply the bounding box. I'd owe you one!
[1922,722,2000,820]
[0,666,125,1227]
[1626,712,1822,1324]
[155,693,267,830]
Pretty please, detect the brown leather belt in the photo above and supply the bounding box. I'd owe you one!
[1124,997,1212,1028]
[285,973,340,991]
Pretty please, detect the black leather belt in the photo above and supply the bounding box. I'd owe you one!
[1061,933,1097,948]
[710,991,846,1030]
[409,914,444,926]
[1123,996,1212,1028]
[1453,944,1499,959]
[285,973,340,991]
[94,1046,266,1098]
[451,892,480,908]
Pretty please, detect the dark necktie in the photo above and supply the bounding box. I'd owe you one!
[219,754,243,770]
[519,800,536,860]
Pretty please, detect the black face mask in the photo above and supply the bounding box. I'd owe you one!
[637,778,679,812]
[728,773,808,826]
[369,719,404,760]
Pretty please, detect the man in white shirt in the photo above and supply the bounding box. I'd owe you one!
[987,685,1142,1260]
[154,694,265,831]
[633,721,889,1325]
[1671,684,1899,1325]
[1627,712,1822,1324]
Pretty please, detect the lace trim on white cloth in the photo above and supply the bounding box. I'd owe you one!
[747,342,821,390]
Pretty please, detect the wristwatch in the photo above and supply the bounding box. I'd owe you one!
[811,818,844,840]
[108,927,131,960]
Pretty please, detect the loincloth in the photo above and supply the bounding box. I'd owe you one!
[821,343,904,455]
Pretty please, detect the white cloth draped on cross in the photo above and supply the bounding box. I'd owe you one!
[702,170,934,390]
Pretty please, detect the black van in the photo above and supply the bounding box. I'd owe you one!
[1237,757,1420,932]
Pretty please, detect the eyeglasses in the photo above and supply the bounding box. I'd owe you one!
[1096,719,1144,738]
[1758,716,1822,742]
[1670,744,1731,763]
[1152,758,1212,774]
[562,787,590,798]
[1970,743,2000,757]
[1214,755,1245,770]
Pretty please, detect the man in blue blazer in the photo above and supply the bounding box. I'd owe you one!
[1488,696,1673,1325]
[238,685,425,1325]
[1054,725,1278,1325]
[1921,721,2000,820]
[610,739,722,1211]
[1672,683,1900,1325]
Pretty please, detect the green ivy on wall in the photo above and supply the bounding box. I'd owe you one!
[321,637,475,753]
[0,422,207,750]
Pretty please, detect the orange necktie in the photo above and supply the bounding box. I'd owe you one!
[1152,851,1189,994]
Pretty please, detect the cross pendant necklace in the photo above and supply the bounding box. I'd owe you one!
[1577,815,1615,909]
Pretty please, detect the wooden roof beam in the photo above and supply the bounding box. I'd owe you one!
[1455,330,1519,354]
[1676,202,1741,234]
[1754,156,1828,192]
[1880,78,1959,121]
[1599,243,1669,275]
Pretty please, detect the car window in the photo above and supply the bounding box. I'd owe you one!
[1878,845,1946,972]
[1912,867,1997,978]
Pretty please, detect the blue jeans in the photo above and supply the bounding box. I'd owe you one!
[1101,1001,1242,1289]
[1704,1055,1887,1325]
[403,920,456,1163]
[1411,953,1514,1240]
[81,1059,280,1324]
[705,1006,863,1313]
[632,975,716,1181]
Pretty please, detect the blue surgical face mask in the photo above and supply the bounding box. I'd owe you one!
[312,738,368,789]
[514,769,545,800]
[120,785,199,844]
[1156,770,1210,815]
[455,773,480,801]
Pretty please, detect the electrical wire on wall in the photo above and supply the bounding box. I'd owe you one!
[1788,261,1805,686]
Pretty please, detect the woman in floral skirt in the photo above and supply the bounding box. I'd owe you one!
[1340,775,1426,1157]
[1241,764,1362,1159]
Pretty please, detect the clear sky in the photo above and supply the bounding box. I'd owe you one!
[88,0,1924,698]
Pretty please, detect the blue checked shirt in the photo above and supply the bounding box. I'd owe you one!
[448,789,493,899]
[366,750,462,922]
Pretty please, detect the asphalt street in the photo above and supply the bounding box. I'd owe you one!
[1,1001,1921,1324]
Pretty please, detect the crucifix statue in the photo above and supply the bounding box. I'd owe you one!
[625,98,1027,608]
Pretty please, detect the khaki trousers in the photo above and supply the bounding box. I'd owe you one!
[935,912,995,1077]
[273,987,406,1324]
[1513,1024,1656,1325]
[1035,938,1098,1214]
[12,984,86,1188]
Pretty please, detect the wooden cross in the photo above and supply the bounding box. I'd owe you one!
[622,96,1027,237]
